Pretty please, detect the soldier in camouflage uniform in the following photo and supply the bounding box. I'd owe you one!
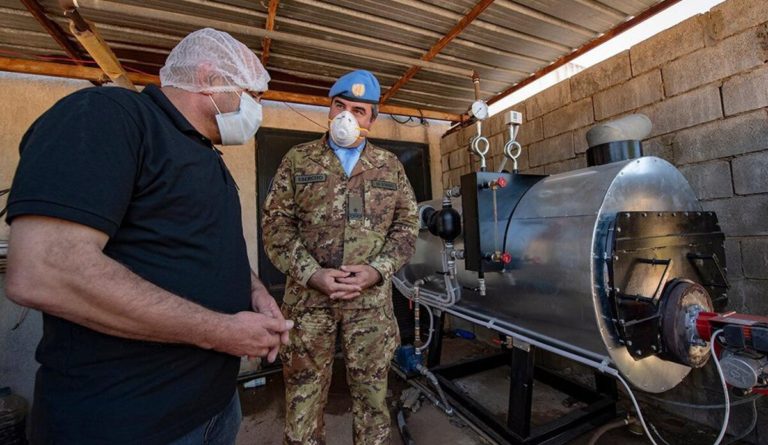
[262,70,419,445]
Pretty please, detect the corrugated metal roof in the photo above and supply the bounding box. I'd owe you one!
[0,0,664,118]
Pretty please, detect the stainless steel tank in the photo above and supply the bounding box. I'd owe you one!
[398,156,704,393]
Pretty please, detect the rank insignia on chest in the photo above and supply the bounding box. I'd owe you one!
[295,174,327,184]
[371,180,397,191]
[348,195,363,220]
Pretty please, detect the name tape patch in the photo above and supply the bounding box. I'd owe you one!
[371,180,397,191]
[295,174,327,184]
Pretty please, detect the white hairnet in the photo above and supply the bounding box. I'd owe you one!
[160,28,270,93]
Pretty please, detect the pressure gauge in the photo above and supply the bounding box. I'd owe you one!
[470,100,489,120]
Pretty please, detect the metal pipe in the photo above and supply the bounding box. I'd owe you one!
[393,273,612,365]
[413,280,422,350]
[391,366,498,444]
[416,364,454,416]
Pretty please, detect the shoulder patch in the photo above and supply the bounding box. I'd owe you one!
[371,180,397,191]
[295,174,327,184]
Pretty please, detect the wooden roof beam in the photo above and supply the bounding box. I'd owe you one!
[261,0,279,66]
[57,1,136,90]
[19,0,86,64]
[381,0,495,105]
[0,56,464,122]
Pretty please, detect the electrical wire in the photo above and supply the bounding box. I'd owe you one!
[389,114,425,127]
[646,393,762,409]
[615,329,731,445]
[724,397,758,445]
[281,101,327,130]
[390,114,413,124]
[710,329,732,445]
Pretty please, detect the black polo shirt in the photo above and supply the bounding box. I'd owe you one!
[6,85,252,444]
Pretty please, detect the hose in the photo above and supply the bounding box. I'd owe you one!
[614,329,731,445]
[587,416,636,445]
[396,405,416,445]
[417,364,454,416]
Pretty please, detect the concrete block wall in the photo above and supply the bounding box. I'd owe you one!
[440,0,768,316]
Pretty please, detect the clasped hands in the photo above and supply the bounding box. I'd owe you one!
[308,264,381,300]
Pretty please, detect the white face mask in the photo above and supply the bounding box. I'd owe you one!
[210,92,263,146]
[329,110,366,147]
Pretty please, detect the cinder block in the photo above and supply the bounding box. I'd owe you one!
[640,86,722,138]
[441,155,450,173]
[517,117,543,146]
[741,238,768,279]
[707,0,768,40]
[701,194,768,237]
[673,109,768,164]
[663,25,768,97]
[525,81,571,119]
[460,124,479,147]
[570,52,631,100]
[489,133,505,158]
[523,166,546,175]
[448,149,465,170]
[733,151,768,195]
[573,126,591,155]
[678,160,733,200]
[440,128,459,153]
[630,15,706,75]
[642,136,675,163]
[516,146,530,172]
[729,278,768,315]
[543,156,586,175]
[724,238,744,279]
[449,169,462,187]
[593,70,663,120]
[484,115,504,138]
[542,98,594,138]
[529,132,574,167]
[723,65,768,116]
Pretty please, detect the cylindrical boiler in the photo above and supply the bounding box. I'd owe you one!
[397,156,726,393]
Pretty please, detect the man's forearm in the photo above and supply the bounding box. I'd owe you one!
[251,269,267,293]
[8,241,229,349]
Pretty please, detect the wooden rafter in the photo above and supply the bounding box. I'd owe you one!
[261,0,279,66]
[485,0,683,108]
[0,56,464,122]
[380,0,495,105]
[57,1,135,90]
[19,0,86,64]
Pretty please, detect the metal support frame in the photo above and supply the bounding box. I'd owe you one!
[427,310,446,368]
[430,347,617,445]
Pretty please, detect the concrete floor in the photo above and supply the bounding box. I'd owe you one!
[235,337,763,444]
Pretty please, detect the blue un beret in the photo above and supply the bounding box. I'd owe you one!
[328,70,380,104]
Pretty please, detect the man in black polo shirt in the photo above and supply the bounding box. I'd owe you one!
[4,28,292,444]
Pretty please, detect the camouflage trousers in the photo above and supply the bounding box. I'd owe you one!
[281,303,399,445]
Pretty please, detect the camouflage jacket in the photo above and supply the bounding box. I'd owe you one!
[262,136,419,308]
